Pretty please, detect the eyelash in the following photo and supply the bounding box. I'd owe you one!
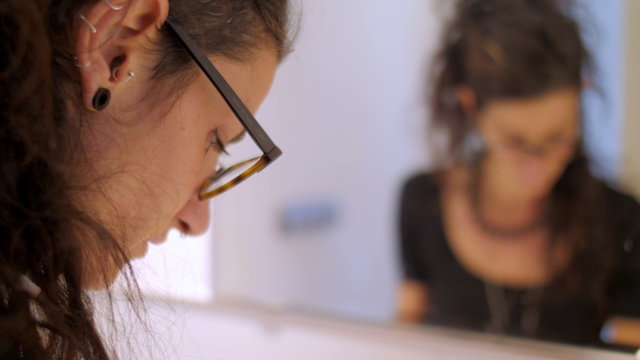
[206,133,228,155]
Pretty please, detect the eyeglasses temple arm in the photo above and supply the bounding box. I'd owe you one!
[165,17,282,161]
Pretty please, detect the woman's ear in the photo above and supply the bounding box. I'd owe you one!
[74,0,169,111]
[455,85,477,120]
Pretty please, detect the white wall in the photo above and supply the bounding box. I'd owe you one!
[579,0,626,181]
[621,0,640,198]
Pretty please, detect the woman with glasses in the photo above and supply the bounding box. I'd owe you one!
[397,0,640,347]
[0,0,289,358]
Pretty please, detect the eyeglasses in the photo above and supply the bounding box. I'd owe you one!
[165,17,282,200]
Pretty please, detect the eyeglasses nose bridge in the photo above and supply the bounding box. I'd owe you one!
[521,142,553,158]
[526,145,544,157]
[214,164,231,178]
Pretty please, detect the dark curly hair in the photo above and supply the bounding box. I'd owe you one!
[429,0,613,319]
[0,0,291,358]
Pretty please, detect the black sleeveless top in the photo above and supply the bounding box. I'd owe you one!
[399,173,640,346]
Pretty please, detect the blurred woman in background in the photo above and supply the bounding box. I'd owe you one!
[397,0,640,347]
[0,0,289,358]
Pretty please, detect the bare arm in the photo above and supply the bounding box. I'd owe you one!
[396,280,429,323]
[601,316,640,347]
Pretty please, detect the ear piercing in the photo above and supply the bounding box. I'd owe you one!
[78,14,97,33]
[79,0,129,110]
[73,56,91,68]
[78,0,125,35]
[104,0,124,11]
[74,14,95,67]
[92,88,111,111]
[112,68,136,83]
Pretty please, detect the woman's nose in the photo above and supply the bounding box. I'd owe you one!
[173,193,211,236]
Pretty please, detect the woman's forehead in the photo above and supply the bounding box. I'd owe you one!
[482,89,580,137]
